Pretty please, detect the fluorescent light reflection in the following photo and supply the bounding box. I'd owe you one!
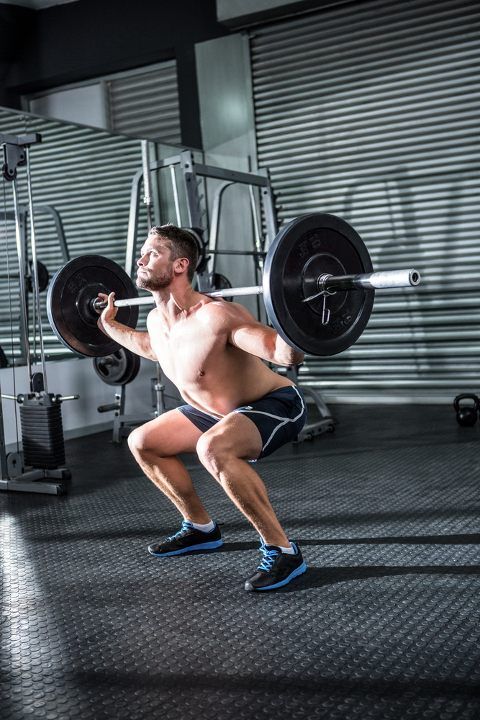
[1,513,63,714]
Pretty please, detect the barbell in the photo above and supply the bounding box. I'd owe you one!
[46,213,421,358]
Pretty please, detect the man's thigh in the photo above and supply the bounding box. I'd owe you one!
[201,387,306,461]
[233,386,307,460]
[202,412,263,461]
[132,408,204,455]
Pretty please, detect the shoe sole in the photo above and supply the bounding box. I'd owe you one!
[246,561,308,591]
[148,539,224,557]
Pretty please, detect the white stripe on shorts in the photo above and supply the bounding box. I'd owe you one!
[233,386,305,454]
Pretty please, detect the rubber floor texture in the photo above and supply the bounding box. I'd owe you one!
[1,405,479,720]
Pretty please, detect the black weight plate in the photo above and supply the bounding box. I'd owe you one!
[93,348,141,386]
[47,255,139,357]
[27,260,50,293]
[183,227,208,272]
[263,213,374,356]
[212,272,234,301]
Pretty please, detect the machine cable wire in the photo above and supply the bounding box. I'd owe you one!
[27,148,46,378]
[2,177,20,451]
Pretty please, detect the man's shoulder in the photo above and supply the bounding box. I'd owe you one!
[197,298,254,327]
[146,306,160,324]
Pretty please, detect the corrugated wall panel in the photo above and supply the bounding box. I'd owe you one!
[0,109,151,361]
[250,0,480,402]
[108,61,182,145]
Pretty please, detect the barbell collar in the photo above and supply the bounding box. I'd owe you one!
[323,268,421,293]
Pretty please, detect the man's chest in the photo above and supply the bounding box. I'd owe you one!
[149,315,227,379]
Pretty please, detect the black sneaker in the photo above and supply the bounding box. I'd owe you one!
[244,541,307,591]
[148,521,223,557]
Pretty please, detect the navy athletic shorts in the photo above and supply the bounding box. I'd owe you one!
[177,386,307,460]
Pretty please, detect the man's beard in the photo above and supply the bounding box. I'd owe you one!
[136,266,174,291]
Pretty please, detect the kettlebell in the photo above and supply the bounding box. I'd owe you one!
[453,394,480,427]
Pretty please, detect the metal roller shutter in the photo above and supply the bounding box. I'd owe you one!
[250,0,480,403]
[0,109,148,361]
[107,61,182,145]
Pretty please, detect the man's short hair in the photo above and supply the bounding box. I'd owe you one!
[148,224,199,282]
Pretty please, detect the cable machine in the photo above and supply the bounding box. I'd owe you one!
[0,132,76,495]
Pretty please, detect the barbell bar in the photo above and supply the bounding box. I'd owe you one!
[104,268,419,310]
[46,213,422,358]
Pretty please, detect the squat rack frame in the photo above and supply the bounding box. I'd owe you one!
[120,147,335,442]
[124,147,279,286]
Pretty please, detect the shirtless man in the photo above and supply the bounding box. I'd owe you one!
[97,224,308,591]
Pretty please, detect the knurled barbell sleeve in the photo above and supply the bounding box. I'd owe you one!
[324,268,421,292]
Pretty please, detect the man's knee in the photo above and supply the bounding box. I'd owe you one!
[196,432,229,475]
[127,426,146,456]
[127,425,162,457]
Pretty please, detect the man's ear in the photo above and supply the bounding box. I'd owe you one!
[174,257,189,275]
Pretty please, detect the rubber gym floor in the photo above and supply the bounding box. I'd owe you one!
[1,403,479,720]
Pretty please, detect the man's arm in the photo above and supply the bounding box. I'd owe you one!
[227,303,304,366]
[96,292,157,361]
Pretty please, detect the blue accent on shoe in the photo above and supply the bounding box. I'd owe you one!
[253,560,308,590]
[245,540,307,591]
[257,545,281,572]
[148,538,224,557]
[148,520,223,558]
[166,520,194,541]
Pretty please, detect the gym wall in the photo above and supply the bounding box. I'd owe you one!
[25,60,182,146]
[194,0,479,403]
[1,0,478,409]
[195,33,264,321]
[2,0,227,149]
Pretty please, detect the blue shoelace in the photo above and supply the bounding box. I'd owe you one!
[257,542,281,572]
[167,520,194,542]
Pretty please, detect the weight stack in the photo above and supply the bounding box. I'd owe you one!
[20,394,66,469]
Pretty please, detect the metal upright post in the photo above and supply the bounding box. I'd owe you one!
[125,167,143,277]
[208,181,234,275]
[180,150,204,229]
[179,150,210,291]
[260,170,278,249]
[11,179,32,381]
[0,386,8,481]
[141,140,154,228]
